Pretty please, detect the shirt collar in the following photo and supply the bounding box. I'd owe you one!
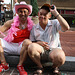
[47,20,52,26]
[36,20,52,29]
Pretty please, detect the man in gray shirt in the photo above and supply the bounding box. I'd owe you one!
[22,3,70,74]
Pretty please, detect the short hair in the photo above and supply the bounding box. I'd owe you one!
[40,6,50,12]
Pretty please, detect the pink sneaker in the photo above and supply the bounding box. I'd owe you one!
[0,63,9,72]
[17,64,27,75]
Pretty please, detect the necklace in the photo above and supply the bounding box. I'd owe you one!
[21,24,26,29]
[20,21,27,29]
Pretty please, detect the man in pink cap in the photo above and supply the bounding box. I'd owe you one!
[0,1,34,75]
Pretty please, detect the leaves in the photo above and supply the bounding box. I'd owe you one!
[30,0,38,16]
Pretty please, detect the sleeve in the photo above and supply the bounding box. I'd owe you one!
[53,19,61,31]
[56,19,61,31]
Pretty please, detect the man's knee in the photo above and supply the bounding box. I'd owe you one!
[28,43,42,56]
[22,39,32,46]
[28,43,36,54]
[49,48,65,66]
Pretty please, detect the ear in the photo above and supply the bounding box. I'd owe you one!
[48,13,51,19]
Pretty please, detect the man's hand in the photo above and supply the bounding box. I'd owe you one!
[37,41,50,50]
[50,5,59,17]
[50,4,70,31]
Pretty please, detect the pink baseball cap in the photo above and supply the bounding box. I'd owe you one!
[15,1,32,15]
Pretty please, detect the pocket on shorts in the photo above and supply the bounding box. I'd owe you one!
[41,49,51,62]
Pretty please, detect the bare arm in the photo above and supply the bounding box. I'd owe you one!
[0,19,13,33]
[50,5,70,32]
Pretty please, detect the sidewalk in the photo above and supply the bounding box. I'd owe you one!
[59,30,75,71]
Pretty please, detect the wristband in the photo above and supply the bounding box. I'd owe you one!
[56,14,59,18]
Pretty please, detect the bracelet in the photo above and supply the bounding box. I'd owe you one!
[55,14,59,18]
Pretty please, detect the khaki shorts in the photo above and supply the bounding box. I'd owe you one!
[40,46,52,62]
[40,45,62,63]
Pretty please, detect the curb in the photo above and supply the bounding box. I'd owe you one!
[59,56,75,71]
[43,56,75,71]
[4,55,75,71]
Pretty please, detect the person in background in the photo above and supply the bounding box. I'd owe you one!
[1,5,5,25]
[21,3,70,74]
[13,0,19,18]
[0,1,34,75]
[3,5,8,11]
[1,5,7,25]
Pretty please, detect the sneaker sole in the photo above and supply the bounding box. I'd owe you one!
[4,68,9,71]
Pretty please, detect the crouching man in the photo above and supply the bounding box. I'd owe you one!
[22,3,70,74]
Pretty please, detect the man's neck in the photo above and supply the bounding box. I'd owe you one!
[21,21,27,25]
[39,22,47,30]
[19,19,27,24]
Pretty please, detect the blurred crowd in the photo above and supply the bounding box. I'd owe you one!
[0,0,18,25]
